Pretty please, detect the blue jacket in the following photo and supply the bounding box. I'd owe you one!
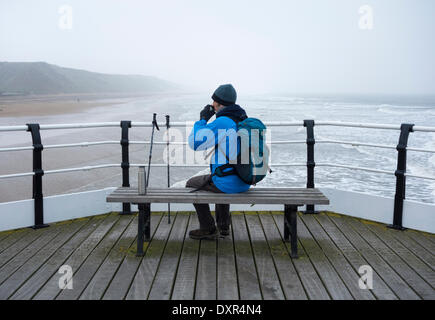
[188,104,250,193]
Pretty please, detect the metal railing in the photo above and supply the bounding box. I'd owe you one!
[1,119,434,229]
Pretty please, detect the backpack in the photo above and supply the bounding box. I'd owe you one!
[214,117,271,185]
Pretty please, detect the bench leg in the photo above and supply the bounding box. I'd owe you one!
[120,203,133,215]
[284,205,298,259]
[137,204,145,257]
[144,203,151,240]
[136,203,151,257]
[284,205,290,241]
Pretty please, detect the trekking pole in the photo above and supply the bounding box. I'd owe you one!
[145,113,159,194]
[165,115,171,224]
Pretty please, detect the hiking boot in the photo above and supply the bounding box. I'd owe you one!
[218,226,230,237]
[189,228,218,240]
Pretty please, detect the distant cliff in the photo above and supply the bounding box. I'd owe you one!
[0,62,178,95]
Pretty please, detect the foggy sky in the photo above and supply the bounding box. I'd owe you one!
[1,0,434,95]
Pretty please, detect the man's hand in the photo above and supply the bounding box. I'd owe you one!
[200,104,215,122]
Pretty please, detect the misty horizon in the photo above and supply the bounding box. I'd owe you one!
[1,0,435,96]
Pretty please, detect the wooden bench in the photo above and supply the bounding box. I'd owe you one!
[106,186,329,259]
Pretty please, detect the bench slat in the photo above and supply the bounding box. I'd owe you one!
[111,192,326,198]
[107,196,328,206]
[112,188,326,196]
[113,190,325,196]
[106,187,329,205]
[114,187,324,193]
[107,198,328,205]
[110,195,327,201]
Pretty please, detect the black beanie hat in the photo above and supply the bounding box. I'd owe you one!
[212,84,237,106]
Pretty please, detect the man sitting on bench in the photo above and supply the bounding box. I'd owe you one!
[186,84,250,240]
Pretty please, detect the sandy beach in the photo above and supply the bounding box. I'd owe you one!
[0,100,114,117]
[0,93,150,117]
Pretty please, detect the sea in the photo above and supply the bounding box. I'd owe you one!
[0,92,434,204]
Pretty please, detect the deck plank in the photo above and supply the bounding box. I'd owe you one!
[315,214,398,300]
[300,214,375,300]
[364,223,435,290]
[9,215,106,300]
[258,213,307,300]
[55,214,132,299]
[231,213,262,300]
[171,214,201,300]
[296,214,353,300]
[195,226,217,300]
[102,213,163,300]
[148,213,189,300]
[0,231,12,243]
[0,221,70,285]
[345,217,434,300]
[78,215,138,300]
[217,217,239,300]
[401,230,435,257]
[384,227,435,270]
[0,226,52,269]
[271,213,330,300]
[32,213,121,300]
[0,218,89,299]
[245,214,285,300]
[125,212,175,300]
[0,228,32,254]
[56,214,133,300]
[327,213,421,300]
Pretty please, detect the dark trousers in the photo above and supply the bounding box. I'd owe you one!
[185,174,231,231]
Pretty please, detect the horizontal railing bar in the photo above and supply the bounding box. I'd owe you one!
[2,139,435,154]
[130,141,186,145]
[0,172,35,179]
[1,121,434,132]
[0,125,29,132]
[2,162,435,181]
[44,164,120,174]
[0,163,307,180]
[407,146,435,154]
[45,141,120,149]
[0,122,191,132]
[130,163,210,167]
[410,126,435,132]
[404,173,435,181]
[0,121,294,132]
[40,123,121,130]
[136,121,303,128]
[0,146,34,152]
[133,140,307,145]
[253,121,305,127]
[315,121,400,130]
[133,163,308,168]
[131,121,194,128]
[315,121,435,132]
[268,140,306,144]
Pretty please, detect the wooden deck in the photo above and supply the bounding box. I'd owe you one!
[0,211,433,300]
